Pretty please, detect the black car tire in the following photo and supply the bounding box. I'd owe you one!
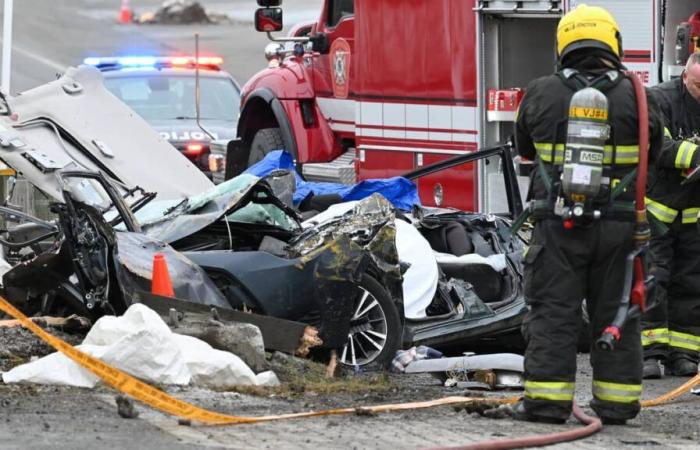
[338,274,402,370]
[248,127,285,166]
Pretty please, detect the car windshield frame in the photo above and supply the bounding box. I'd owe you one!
[103,72,241,122]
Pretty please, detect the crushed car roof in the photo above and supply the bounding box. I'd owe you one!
[1,65,213,202]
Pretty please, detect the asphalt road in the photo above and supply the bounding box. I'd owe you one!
[1,355,699,450]
[1,0,323,94]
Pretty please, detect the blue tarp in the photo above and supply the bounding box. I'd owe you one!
[244,150,421,211]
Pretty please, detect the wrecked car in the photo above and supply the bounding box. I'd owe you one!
[0,66,402,367]
[0,66,536,372]
[297,145,530,362]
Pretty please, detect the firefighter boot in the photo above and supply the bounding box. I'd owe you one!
[666,358,699,376]
[508,401,567,425]
[642,358,664,379]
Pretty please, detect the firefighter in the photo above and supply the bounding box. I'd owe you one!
[642,53,700,379]
[513,4,663,424]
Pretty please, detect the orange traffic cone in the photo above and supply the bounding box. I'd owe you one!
[151,253,175,298]
[118,0,133,24]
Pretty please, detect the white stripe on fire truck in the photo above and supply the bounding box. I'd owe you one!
[317,98,478,134]
[356,127,478,143]
[358,144,472,155]
[316,97,356,123]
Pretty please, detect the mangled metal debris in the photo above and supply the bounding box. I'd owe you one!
[135,291,322,367]
[404,353,524,390]
[137,0,229,25]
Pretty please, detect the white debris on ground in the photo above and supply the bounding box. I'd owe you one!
[2,304,278,388]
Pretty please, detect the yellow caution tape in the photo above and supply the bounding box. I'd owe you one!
[0,295,513,424]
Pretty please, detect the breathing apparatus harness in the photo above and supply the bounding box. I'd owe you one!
[511,68,644,232]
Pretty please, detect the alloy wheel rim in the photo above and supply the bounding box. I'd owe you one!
[339,287,388,367]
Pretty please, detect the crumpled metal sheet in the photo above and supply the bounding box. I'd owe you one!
[113,232,230,309]
[280,195,404,346]
[294,234,367,348]
[4,66,213,201]
[287,194,403,303]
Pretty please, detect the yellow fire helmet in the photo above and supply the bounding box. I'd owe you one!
[557,4,623,59]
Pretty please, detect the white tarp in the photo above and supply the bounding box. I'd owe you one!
[2,304,278,388]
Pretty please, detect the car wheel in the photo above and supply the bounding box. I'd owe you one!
[338,274,402,370]
[248,127,285,166]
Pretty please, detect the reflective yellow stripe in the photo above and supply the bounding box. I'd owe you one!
[569,106,608,120]
[669,330,700,352]
[534,142,639,164]
[645,197,678,223]
[675,141,698,169]
[641,328,669,346]
[664,127,672,138]
[593,380,641,404]
[524,380,575,402]
[682,208,700,224]
[534,143,566,163]
[611,146,640,164]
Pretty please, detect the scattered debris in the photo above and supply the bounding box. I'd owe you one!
[326,350,338,379]
[2,304,278,389]
[0,326,84,372]
[354,407,378,417]
[115,394,139,419]
[453,400,510,416]
[138,0,221,24]
[404,353,524,390]
[297,327,323,357]
[391,346,443,373]
[0,315,91,332]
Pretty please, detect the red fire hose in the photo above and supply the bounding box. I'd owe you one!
[631,72,650,214]
[426,74,650,450]
[426,404,601,450]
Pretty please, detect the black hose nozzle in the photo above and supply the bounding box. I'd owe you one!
[596,326,620,351]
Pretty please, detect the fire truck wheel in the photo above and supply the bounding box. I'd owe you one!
[338,274,401,370]
[248,127,285,166]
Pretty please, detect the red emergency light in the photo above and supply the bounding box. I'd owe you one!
[184,143,206,156]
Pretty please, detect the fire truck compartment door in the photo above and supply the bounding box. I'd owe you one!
[477,1,562,14]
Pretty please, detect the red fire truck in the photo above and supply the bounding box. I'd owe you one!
[212,0,700,213]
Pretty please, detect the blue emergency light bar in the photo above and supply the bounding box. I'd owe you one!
[83,56,223,70]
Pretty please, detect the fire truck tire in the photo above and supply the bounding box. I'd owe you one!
[248,127,285,166]
[337,274,402,370]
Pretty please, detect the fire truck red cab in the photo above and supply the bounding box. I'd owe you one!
[214,0,698,213]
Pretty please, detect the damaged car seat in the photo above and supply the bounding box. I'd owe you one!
[422,221,503,303]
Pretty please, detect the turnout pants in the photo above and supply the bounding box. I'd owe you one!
[522,219,642,421]
[642,218,700,363]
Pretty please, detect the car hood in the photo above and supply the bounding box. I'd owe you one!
[0,65,214,202]
[147,119,237,144]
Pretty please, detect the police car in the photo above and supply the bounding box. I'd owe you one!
[84,56,241,178]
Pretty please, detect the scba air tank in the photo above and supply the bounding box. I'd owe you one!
[562,87,610,200]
